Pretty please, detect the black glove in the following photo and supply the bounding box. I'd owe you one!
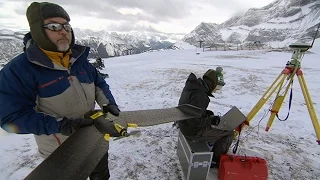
[59,117,93,136]
[206,110,214,116]
[209,115,220,126]
[94,117,126,137]
[108,105,120,116]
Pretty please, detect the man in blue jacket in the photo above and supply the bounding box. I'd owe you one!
[0,2,119,179]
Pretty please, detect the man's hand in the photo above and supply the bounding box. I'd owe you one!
[94,117,127,137]
[209,115,220,126]
[205,110,218,126]
[59,117,93,136]
[206,110,214,116]
[108,105,120,116]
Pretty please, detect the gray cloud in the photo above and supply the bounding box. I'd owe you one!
[2,0,273,33]
[106,0,190,19]
[0,21,24,30]
[0,14,15,19]
[13,2,29,16]
[5,0,271,20]
[194,0,264,12]
[107,22,161,33]
[8,0,191,23]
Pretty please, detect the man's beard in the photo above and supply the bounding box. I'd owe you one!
[56,38,71,52]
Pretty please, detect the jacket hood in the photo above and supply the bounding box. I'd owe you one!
[185,73,214,97]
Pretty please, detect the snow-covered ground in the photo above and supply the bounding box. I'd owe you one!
[0,48,320,180]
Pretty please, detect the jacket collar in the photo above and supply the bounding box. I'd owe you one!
[200,79,214,97]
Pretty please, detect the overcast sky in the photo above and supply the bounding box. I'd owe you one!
[0,0,275,34]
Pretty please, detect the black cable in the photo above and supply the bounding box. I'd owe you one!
[310,22,320,48]
[232,124,241,154]
[276,84,293,121]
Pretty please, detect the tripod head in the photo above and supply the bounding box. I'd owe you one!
[289,43,312,51]
[286,22,318,70]
[285,43,312,80]
[289,42,311,60]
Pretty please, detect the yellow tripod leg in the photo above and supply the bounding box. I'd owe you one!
[234,72,288,137]
[297,73,320,144]
[266,75,292,131]
[247,73,288,123]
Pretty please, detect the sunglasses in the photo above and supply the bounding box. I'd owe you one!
[43,23,72,32]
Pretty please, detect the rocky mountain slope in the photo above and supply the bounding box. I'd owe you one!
[182,0,320,48]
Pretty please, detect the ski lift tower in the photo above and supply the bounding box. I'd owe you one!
[197,40,205,54]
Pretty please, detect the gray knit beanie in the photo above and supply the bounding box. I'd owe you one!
[26,2,74,51]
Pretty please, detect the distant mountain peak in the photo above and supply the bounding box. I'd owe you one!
[183,0,320,48]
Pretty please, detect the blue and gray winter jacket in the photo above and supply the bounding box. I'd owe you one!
[0,35,116,137]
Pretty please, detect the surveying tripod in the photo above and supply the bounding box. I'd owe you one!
[243,43,320,145]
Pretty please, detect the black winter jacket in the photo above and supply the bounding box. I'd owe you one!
[178,73,213,136]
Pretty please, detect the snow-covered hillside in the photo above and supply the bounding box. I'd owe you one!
[183,0,320,48]
[0,30,24,66]
[0,47,320,180]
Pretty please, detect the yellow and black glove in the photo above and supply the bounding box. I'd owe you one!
[94,116,128,141]
[84,106,139,141]
[85,109,128,141]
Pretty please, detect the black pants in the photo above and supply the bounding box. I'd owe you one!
[186,126,234,163]
[211,134,234,162]
[89,152,110,180]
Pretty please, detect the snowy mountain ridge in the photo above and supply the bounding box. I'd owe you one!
[183,0,320,48]
[0,28,178,62]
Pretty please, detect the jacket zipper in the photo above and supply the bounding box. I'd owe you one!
[67,69,87,109]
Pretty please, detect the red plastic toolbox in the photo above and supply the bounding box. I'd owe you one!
[218,154,268,180]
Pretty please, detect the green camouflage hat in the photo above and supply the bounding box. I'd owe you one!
[216,66,226,86]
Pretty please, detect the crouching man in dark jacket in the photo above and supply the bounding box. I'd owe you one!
[177,68,233,167]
